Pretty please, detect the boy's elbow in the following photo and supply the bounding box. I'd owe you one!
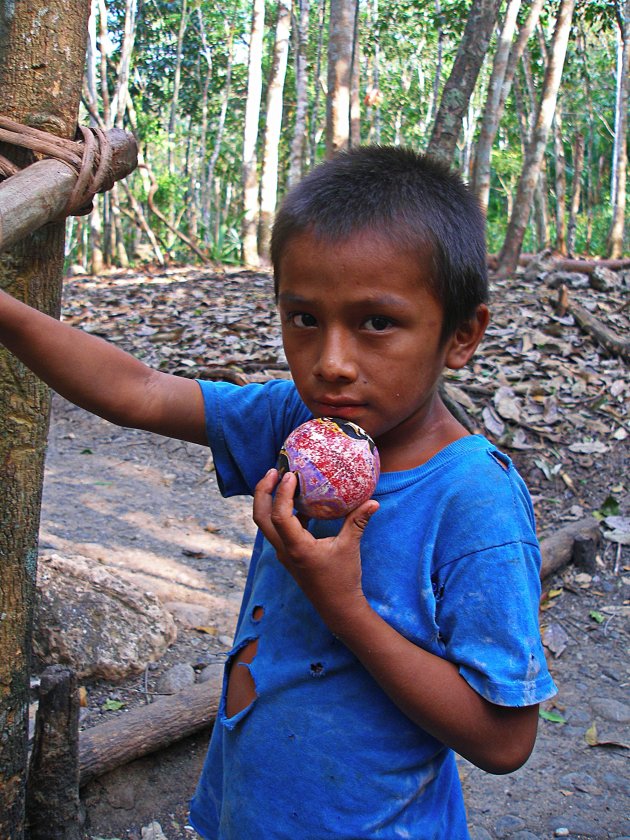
[472,704,539,775]
[477,740,534,775]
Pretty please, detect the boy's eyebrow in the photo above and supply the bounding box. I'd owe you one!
[277,291,410,308]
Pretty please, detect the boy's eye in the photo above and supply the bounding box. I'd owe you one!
[364,316,393,332]
[289,312,317,328]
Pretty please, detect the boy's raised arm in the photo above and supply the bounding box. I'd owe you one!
[0,288,207,445]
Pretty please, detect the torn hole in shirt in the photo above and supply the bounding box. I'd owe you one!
[224,636,259,721]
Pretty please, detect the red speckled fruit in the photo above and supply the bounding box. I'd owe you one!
[276,417,380,520]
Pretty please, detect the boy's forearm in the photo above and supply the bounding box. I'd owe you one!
[0,288,151,422]
[330,599,538,775]
[0,288,206,442]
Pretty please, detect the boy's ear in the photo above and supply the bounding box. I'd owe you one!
[444,304,490,370]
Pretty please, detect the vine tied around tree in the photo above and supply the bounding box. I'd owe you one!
[0,117,137,252]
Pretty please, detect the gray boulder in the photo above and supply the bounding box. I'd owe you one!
[34,553,177,681]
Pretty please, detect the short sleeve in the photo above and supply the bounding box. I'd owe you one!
[196,378,310,497]
[434,542,557,707]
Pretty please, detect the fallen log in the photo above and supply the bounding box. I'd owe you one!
[79,669,222,787]
[556,285,630,362]
[539,516,601,579]
[0,127,137,252]
[487,253,630,273]
[568,300,630,363]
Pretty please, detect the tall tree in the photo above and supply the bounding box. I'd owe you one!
[495,0,576,277]
[607,0,629,258]
[259,0,293,259]
[241,0,265,265]
[326,0,355,157]
[427,0,502,165]
[0,2,91,835]
[470,0,522,212]
[288,0,311,187]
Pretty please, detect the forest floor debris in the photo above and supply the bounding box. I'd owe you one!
[36,262,628,839]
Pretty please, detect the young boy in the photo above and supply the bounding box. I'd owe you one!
[0,146,555,839]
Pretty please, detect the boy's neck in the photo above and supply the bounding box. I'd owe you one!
[376,394,469,473]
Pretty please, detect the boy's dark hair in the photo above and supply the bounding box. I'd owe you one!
[271,145,488,342]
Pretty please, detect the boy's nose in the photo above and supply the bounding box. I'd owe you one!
[313,331,357,382]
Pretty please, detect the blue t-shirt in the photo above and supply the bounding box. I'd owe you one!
[189,379,556,840]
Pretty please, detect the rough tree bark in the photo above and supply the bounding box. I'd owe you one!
[326,0,355,158]
[0,2,91,836]
[426,0,502,166]
[495,0,576,278]
[288,0,310,187]
[471,0,522,212]
[567,132,585,257]
[241,0,265,266]
[607,0,629,258]
[258,0,293,260]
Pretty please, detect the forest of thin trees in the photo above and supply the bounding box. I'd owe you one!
[71,0,628,276]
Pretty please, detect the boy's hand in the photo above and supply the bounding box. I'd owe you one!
[253,468,379,633]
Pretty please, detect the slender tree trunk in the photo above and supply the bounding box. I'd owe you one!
[0,3,91,836]
[111,0,137,130]
[430,0,444,128]
[553,108,567,254]
[496,0,576,278]
[241,0,265,266]
[309,0,327,166]
[607,0,629,258]
[205,25,234,247]
[97,0,111,126]
[167,0,188,175]
[471,0,522,212]
[326,0,355,157]
[567,132,585,256]
[259,0,293,260]
[497,0,545,117]
[349,0,361,147]
[288,0,311,187]
[366,0,382,144]
[427,0,502,166]
[85,1,104,272]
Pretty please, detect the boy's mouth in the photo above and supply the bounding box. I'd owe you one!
[313,398,366,420]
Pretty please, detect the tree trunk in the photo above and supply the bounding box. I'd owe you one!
[309,0,327,166]
[326,0,355,158]
[553,108,567,254]
[471,0,522,212]
[205,24,235,247]
[427,0,502,166]
[366,0,382,143]
[288,0,311,187]
[567,132,584,257]
[495,0,576,278]
[25,667,81,840]
[349,0,361,147]
[167,0,188,175]
[112,0,137,130]
[241,0,265,266]
[607,0,629,258]
[258,0,293,261]
[0,2,91,835]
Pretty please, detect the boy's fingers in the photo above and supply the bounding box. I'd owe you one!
[338,500,379,545]
[269,472,307,547]
[253,468,281,541]
[253,469,307,555]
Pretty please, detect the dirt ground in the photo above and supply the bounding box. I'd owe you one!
[34,265,629,839]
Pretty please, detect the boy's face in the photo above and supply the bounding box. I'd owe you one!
[277,230,486,471]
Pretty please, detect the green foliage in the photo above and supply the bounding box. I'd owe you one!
[68,0,623,270]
